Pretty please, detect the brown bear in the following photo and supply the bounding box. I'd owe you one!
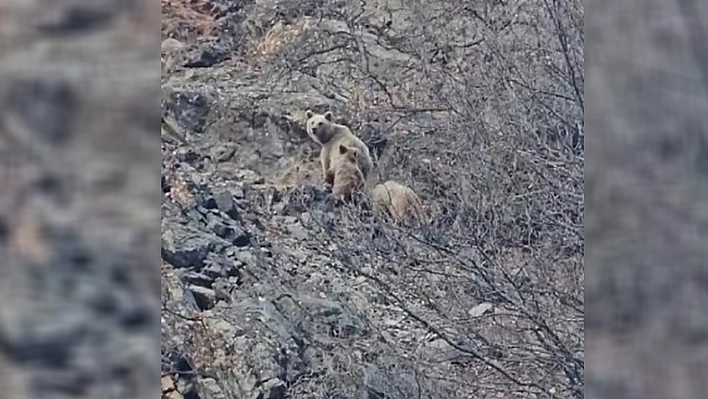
[326,145,365,200]
[371,180,424,221]
[305,110,374,183]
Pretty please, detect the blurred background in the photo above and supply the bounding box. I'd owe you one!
[0,0,160,398]
[586,0,708,398]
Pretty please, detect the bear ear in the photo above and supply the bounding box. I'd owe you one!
[324,111,333,121]
[339,144,349,154]
[306,110,313,119]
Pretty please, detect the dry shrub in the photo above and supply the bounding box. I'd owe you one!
[161,0,220,39]
[270,0,584,396]
[249,20,308,66]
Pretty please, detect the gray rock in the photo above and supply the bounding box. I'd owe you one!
[184,208,206,226]
[176,378,199,399]
[4,78,77,145]
[298,297,366,338]
[176,147,200,163]
[261,378,286,399]
[213,191,241,220]
[235,250,256,265]
[363,365,421,399]
[206,217,251,247]
[180,271,214,288]
[214,145,236,162]
[188,286,217,311]
[207,218,229,239]
[184,40,229,68]
[285,221,309,241]
[202,255,240,280]
[468,303,494,318]
[164,90,210,134]
[161,223,213,269]
[232,169,264,184]
[199,377,227,399]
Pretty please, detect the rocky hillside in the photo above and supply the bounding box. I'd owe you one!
[0,1,159,399]
[160,1,584,398]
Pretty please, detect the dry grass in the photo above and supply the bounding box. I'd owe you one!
[161,0,220,39]
[250,20,308,66]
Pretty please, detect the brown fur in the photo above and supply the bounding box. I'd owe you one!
[326,145,365,200]
[371,180,424,221]
[305,110,374,183]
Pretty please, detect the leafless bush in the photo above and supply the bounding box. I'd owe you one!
[268,0,584,397]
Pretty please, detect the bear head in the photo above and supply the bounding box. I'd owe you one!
[338,144,359,163]
[305,110,336,144]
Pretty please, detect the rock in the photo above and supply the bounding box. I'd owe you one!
[180,271,214,288]
[195,205,212,217]
[212,279,238,301]
[202,255,240,280]
[161,175,171,193]
[289,249,308,265]
[235,250,256,265]
[4,78,77,145]
[184,208,207,226]
[161,222,213,269]
[230,225,251,247]
[279,184,329,215]
[214,145,236,162]
[363,365,421,399]
[165,91,210,134]
[201,194,218,210]
[199,377,226,399]
[37,3,119,34]
[233,169,264,184]
[261,378,286,399]
[298,297,366,338]
[230,185,245,199]
[203,191,241,220]
[176,378,199,399]
[184,45,228,68]
[176,147,200,163]
[188,285,217,311]
[214,191,241,220]
[283,219,309,241]
[115,289,153,328]
[206,218,251,247]
[206,219,229,238]
[161,375,177,394]
[468,302,494,317]
[165,390,184,399]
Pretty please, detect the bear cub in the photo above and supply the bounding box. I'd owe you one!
[326,144,366,201]
[371,180,424,221]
